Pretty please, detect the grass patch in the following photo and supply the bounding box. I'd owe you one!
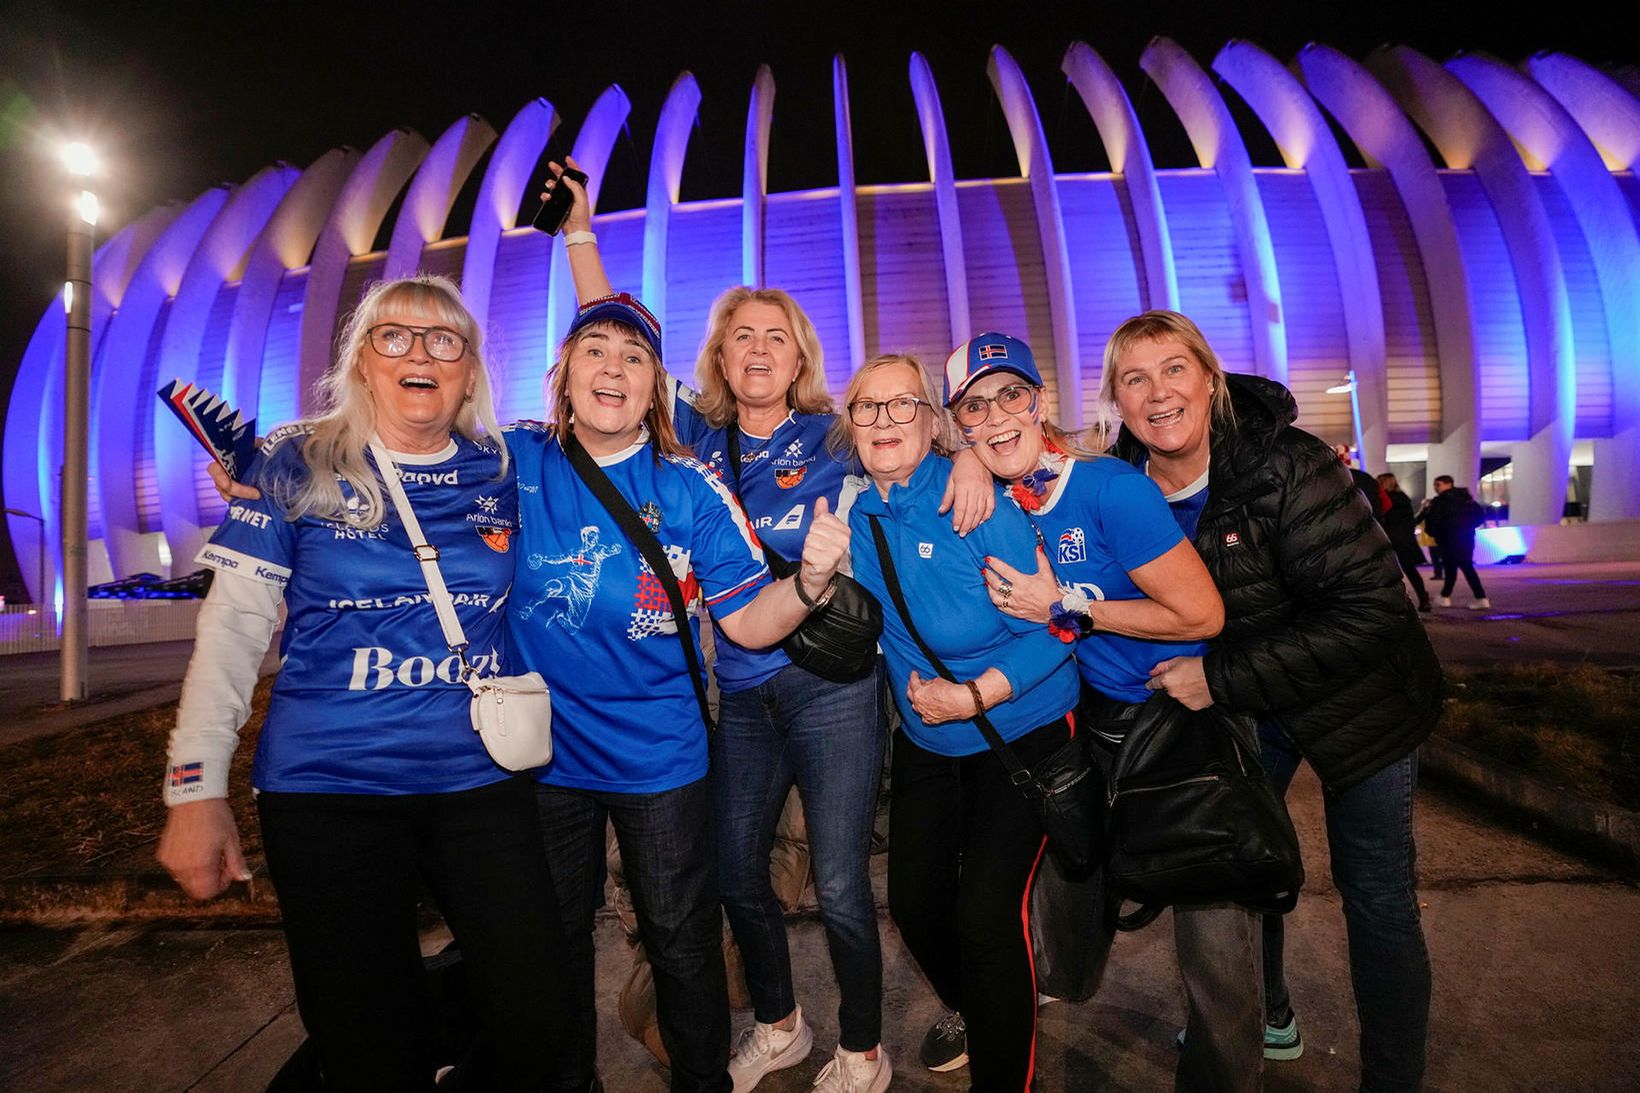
[1441,663,1639,810]
[0,678,270,880]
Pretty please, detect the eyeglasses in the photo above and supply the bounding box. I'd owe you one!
[368,323,469,362]
[848,396,931,427]
[951,384,1039,428]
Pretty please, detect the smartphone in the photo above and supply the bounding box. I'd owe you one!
[531,167,590,235]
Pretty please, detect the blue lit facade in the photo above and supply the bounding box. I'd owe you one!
[5,41,1638,603]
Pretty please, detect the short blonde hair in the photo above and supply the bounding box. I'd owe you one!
[268,275,506,527]
[1099,310,1235,432]
[827,354,953,460]
[693,286,833,428]
[547,320,691,460]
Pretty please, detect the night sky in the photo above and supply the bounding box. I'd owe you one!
[0,0,1627,594]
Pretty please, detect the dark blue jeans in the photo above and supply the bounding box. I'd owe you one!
[1259,722,1431,1092]
[712,661,887,1052]
[536,776,732,1093]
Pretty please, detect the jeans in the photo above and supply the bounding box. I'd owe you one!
[1259,722,1430,1092]
[713,661,886,1052]
[257,777,574,1092]
[537,776,732,1093]
[1173,903,1264,1093]
[889,718,1069,1093]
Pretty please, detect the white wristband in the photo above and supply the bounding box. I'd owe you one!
[563,230,597,248]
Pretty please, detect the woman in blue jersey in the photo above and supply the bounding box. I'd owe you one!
[947,334,1265,1093]
[157,275,575,1090]
[507,288,854,1093]
[545,160,992,1093]
[833,351,1080,1093]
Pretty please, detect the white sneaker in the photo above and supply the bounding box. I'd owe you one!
[729,1006,814,1093]
[1468,598,1491,610]
[1436,596,1452,607]
[811,1044,892,1092]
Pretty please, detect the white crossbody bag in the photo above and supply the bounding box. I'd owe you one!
[370,438,552,772]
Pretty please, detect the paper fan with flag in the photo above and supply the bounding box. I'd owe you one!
[157,379,258,481]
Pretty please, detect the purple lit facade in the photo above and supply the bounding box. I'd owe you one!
[6,42,1639,603]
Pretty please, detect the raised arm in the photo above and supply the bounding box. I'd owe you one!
[544,157,615,304]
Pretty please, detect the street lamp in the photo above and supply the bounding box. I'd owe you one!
[1326,370,1366,470]
[59,141,97,702]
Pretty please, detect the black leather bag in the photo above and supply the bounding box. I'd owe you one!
[1101,692,1303,931]
[868,515,1101,872]
[726,425,882,683]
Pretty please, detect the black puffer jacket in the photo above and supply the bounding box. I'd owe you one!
[1113,374,1442,789]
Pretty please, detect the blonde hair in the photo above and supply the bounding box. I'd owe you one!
[547,320,691,460]
[693,286,833,428]
[1098,310,1235,434]
[1377,472,1400,493]
[827,353,953,460]
[266,275,506,528]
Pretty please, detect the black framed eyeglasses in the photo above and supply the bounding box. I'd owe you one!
[951,384,1039,428]
[368,323,469,362]
[848,395,931,427]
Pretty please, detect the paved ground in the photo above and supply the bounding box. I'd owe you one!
[2,560,1637,1091]
[2,765,1636,1091]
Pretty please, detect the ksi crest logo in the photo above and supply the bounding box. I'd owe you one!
[1058,527,1087,565]
[639,501,663,533]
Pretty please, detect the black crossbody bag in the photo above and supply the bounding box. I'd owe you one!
[867,515,1100,872]
[725,424,881,682]
[563,432,714,732]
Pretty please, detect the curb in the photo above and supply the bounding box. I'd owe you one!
[1420,734,1640,871]
[0,870,283,928]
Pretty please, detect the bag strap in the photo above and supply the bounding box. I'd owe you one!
[725,423,794,579]
[866,514,1036,790]
[562,431,715,732]
[368,438,475,680]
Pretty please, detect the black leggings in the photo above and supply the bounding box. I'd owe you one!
[258,777,574,1091]
[1441,558,1486,599]
[887,718,1069,1093]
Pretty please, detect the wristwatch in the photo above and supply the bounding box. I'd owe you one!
[795,573,837,611]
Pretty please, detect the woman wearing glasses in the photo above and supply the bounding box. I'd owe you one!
[157,276,575,1089]
[949,334,1263,1091]
[834,352,1079,1093]
[546,162,992,1093]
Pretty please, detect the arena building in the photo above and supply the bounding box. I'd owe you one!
[5,40,1638,604]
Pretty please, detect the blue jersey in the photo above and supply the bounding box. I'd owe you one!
[1017,456,1205,703]
[197,430,518,794]
[505,424,770,793]
[849,454,1079,756]
[672,383,852,692]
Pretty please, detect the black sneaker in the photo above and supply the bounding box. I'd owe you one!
[919,1010,968,1072]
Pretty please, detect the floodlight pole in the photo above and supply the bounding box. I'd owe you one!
[61,197,93,702]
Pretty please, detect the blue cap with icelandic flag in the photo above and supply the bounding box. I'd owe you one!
[943,333,1043,405]
[567,292,663,362]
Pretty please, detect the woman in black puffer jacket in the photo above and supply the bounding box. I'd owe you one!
[1103,311,1441,1093]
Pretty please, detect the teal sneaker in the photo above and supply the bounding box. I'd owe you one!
[1264,1014,1303,1061]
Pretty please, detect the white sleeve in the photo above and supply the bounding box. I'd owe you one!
[832,475,871,577]
[163,569,283,805]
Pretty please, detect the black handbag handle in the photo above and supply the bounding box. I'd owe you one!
[562,430,715,733]
[725,423,795,580]
[866,514,1038,790]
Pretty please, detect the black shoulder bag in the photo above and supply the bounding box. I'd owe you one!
[563,432,714,732]
[866,514,1099,872]
[725,424,881,683]
[1102,693,1304,930]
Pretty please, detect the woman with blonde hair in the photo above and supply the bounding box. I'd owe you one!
[1106,309,1441,1091]
[836,351,1079,1092]
[158,275,575,1089]
[543,160,994,1092]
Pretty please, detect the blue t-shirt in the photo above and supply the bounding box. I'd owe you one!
[1163,469,1211,542]
[671,383,853,693]
[1015,456,1205,703]
[197,429,518,795]
[849,454,1079,756]
[505,423,770,793]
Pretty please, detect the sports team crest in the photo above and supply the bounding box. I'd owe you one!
[639,501,663,532]
[775,467,807,489]
[1058,527,1087,564]
[477,526,513,553]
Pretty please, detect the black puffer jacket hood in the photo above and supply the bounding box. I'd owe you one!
[1115,374,1442,788]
